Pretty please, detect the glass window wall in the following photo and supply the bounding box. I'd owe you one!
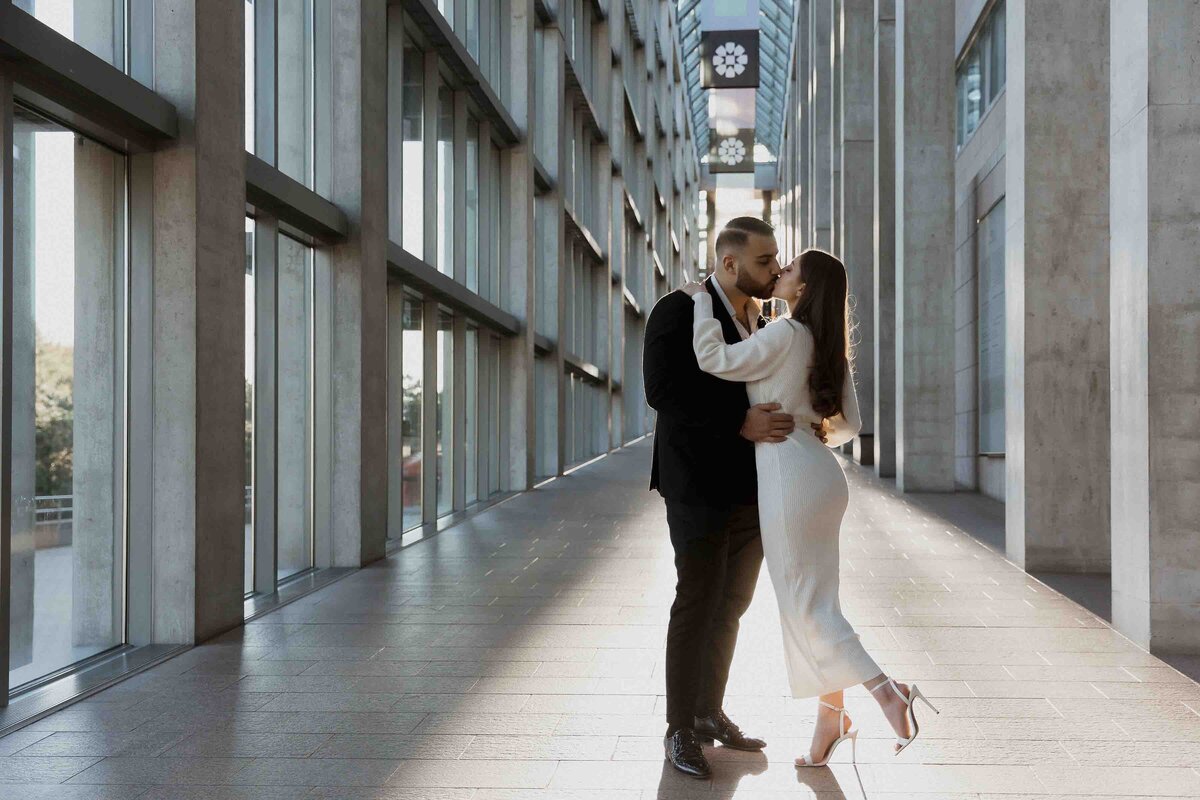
[465,326,479,505]
[400,38,425,257]
[466,117,480,292]
[15,0,126,71]
[436,309,454,516]
[401,294,423,531]
[436,81,455,275]
[9,108,127,690]
[244,219,256,595]
[956,0,1006,149]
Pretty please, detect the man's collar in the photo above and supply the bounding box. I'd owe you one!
[707,275,740,321]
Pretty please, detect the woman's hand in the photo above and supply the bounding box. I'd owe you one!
[811,420,829,444]
[680,281,705,297]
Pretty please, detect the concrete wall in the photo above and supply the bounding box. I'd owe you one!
[149,0,246,643]
[894,0,957,492]
[1005,0,1110,572]
[1110,0,1200,653]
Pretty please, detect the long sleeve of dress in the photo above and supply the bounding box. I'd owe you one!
[691,292,795,382]
[822,369,862,448]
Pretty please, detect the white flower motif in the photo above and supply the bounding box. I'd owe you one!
[713,42,750,79]
[717,137,747,166]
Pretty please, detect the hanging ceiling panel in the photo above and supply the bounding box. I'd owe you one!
[677,0,796,165]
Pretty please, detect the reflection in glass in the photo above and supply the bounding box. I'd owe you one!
[466,0,480,60]
[437,82,455,275]
[401,40,425,257]
[401,295,423,531]
[436,310,454,516]
[15,0,126,71]
[465,327,479,505]
[466,118,480,292]
[9,109,126,689]
[277,235,314,581]
[989,1,1006,104]
[244,219,256,594]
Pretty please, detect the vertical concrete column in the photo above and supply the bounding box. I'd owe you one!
[252,214,278,593]
[9,117,34,668]
[323,0,388,566]
[797,0,810,251]
[149,0,245,642]
[78,28,122,618]
[872,0,896,477]
[72,138,120,645]
[840,0,874,466]
[1110,0,1200,653]
[894,0,955,492]
[1005,0,1110,571]
[276,236,310,573]
[831,0,843,254]
[810,0,832,249]
[502,0,538,491]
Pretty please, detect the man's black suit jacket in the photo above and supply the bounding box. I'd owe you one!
[644,279,761,508]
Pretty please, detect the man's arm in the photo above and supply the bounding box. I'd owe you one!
[642,293,794,443]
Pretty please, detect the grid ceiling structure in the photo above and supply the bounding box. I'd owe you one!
[677,0,796,165]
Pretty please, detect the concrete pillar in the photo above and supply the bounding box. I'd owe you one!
[252,214,278,593]
[831,0,843,254]
[276,235,311,576]
[1004,0,1110,571]
[148,0,245,642]
[872,0,896,477]
[894,0,955,492]
[72,136,121,646]
[841,0,874,466]
[323,0,388,566]
[797,0,810,251]
[502,0,538,491]
[9,119,35,669]
[810,0,832,249]
[276,0,309,183]
[1110,0,1200,653]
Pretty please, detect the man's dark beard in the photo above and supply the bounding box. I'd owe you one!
[735,269,776,300]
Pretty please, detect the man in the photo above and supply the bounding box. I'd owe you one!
[643,216,795,778]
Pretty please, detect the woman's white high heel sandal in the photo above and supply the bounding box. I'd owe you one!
[870,677,939,755]
[794,700,858,767]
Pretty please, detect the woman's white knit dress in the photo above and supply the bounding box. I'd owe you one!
[692,292,881,699]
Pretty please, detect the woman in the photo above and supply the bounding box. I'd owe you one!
[681,249,938,767]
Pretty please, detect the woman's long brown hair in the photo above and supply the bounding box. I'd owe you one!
[790,249,850,420]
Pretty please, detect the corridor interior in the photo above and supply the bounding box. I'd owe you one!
[1,440,1198,798]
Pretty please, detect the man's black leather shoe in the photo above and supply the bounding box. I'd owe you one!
[694,709,767,751]
[664,728,711,779]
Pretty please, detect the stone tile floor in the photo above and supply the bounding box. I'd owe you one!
[2,439,1199,799]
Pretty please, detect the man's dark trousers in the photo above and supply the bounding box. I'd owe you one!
[643,283,765,730]
[664,501,763,729]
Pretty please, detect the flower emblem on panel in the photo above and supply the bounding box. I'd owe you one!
[713,42,750,78]
[717,137,747,166]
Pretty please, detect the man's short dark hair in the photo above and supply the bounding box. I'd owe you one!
[714,216,776,256]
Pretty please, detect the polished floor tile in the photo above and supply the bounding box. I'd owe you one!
[5,441,1199,797]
